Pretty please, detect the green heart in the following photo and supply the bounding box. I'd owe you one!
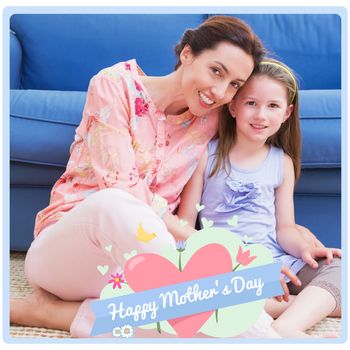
[124,249,138,261]
[179,219,188,227]
[195,203,205,212]
[227,215,238,227]
[242,235,251,244]
[201,217,213,228]
[105,244,113,252]
[97,265,109,276]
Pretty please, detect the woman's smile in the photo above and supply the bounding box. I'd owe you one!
[198,91,215,108]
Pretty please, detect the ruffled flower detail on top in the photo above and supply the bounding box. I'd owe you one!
[135,97,149,117]
[135,80,143,91]
[215,179,261,213]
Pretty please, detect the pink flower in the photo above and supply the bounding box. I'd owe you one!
[135,80,143,91]
[102,171,119,187]
[125,63,131,71]
[135,97,149,117]
[108,272,125,289]
[236,246,257,266]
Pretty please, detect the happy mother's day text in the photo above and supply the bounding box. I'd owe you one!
[90,262,282,336]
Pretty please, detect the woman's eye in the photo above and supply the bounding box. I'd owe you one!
[231,82,240,89]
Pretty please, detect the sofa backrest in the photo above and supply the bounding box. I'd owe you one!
[10,13,341,91]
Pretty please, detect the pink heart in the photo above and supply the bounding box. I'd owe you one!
[124,243,232,337]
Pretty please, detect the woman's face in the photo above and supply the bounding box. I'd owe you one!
[180,42,254,117]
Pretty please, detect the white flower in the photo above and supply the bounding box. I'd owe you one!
[120,324,134,338]
[100,106,111,122]
[112,326,122,337]
[63,194,77,202]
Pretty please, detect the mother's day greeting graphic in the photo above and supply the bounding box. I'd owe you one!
[91,217,283,338]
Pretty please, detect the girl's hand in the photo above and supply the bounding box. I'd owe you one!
[300,245,342,268]
[275,265,301,302]
[296,224,325,249]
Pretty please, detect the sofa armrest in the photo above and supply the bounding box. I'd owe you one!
[10,31,22,89]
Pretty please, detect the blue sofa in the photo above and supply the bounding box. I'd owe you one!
[9,13,341,251]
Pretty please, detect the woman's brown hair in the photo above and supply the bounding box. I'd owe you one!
[211,58,301,182]
[174,16,266,70]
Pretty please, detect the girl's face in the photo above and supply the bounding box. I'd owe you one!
[180,42,254,117]
[229,74,293,144]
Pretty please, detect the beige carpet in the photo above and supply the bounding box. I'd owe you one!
[9,251,341,339]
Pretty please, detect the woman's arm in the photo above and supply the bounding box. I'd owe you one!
[83,74,162,210]
[177,150,208,228]
[82,72,196,241]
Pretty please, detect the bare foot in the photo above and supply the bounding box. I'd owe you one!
[10,288,62,329]
[11,287,82,332]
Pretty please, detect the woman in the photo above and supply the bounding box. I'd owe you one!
[10,15,315,338]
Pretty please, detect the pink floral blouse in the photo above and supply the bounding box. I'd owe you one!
[34,60,219,237]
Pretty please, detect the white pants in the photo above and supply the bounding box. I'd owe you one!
[24,188,278,338]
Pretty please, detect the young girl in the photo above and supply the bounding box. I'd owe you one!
[178,58,341,338]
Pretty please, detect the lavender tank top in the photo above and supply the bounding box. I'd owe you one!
[199,139,305,280]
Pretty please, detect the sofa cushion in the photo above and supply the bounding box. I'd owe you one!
[10,14,341,91]
[299,90,341,168]
[232,14,341,90]
[10,31,22,89]
[10,89,341,192]
[10,14,206,91]
[10,89,85,169]
[294,194,341,248]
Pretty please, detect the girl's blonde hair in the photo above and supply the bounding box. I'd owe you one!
[210,58,301,181]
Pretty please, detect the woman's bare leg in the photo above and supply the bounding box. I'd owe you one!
[12,189,175,336]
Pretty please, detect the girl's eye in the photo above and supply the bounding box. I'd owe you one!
[231,81,240,89]
[246,101,256,106]
[269,103,280,108]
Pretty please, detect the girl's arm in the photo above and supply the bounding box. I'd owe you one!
[276,154,339,267]
[275,154,309,257]
[162,211,197,241]
[177,150,208,228]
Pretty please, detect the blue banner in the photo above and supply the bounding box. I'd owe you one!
[91,262,282,336]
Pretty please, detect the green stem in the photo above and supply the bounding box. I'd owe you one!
[156,321,161,334]
[179,252,182,272]
[232,263,241,272]
[215,264,241,324]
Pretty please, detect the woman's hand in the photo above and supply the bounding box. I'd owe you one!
[275,265,301,302]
